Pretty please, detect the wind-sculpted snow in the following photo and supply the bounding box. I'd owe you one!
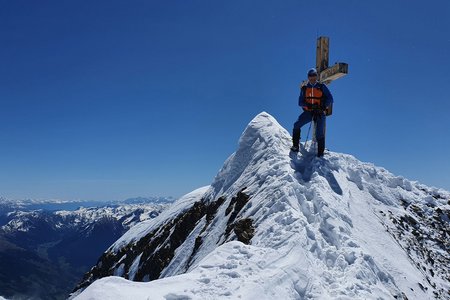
[209,112,292,197]
[74,112,450,300]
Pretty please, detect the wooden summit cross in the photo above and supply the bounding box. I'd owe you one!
[301,36,348,87]
[302,36,348,144]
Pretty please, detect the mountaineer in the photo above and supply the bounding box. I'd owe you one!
[291,68,334,157]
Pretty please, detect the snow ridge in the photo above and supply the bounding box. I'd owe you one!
[209,112,291,198]
[74,112,449,300]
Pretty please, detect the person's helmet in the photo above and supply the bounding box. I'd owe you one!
[307,68,318,77]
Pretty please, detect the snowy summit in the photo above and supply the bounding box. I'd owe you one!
[73,112,449,300]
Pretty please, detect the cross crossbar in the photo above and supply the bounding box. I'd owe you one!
[320,62,348,85]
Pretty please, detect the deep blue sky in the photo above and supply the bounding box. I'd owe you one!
[1,1,449,201]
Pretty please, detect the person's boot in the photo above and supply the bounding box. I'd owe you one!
[291,128,300,152]
[317,138,325,157]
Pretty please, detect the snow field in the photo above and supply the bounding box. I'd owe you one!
[75,112,449,300]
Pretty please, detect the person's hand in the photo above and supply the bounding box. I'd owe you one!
[313,109,323,117]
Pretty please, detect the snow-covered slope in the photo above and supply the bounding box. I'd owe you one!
[73,112,449,300]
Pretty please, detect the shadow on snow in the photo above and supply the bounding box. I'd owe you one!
[289,145,343,196]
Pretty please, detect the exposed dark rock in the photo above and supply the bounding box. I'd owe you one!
[400,199,410,208]
[225,189,249,218]
[432,194,443,200]
[225,190,250,237]
[185,197,225,269]
[135,200,206,281]
[233,218,255,245]
[75,201,207,290]
[74,195,232,292]
[206,197,225,223]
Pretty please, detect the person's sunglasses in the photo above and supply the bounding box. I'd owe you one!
[308,74,318,77]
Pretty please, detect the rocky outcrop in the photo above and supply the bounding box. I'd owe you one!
[378,199,450,298]
[74,190,255,292]
[233,218,254,244]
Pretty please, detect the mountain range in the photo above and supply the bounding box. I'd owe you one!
[0,197,172,300]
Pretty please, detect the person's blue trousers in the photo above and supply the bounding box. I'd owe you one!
[293,111,326,143]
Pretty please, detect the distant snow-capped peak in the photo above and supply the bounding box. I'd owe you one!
[2,203,168,234]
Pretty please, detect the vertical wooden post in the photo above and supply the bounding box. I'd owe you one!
[316,37,329,73]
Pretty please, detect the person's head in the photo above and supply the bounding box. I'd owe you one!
[307,68,318,83]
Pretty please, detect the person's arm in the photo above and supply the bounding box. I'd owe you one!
[322,84,334,108]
